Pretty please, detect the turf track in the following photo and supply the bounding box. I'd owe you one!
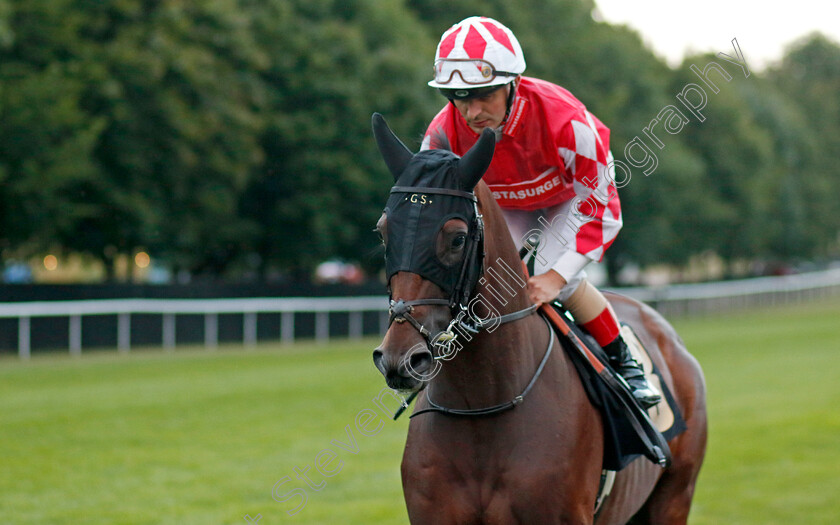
[1,297,838,524]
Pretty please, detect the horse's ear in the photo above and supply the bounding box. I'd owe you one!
[372,113,413,180]
[458,128,496,190]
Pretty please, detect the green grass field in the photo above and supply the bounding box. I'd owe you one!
[2,297,839,524]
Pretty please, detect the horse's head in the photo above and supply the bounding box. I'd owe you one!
[370,113,495,392]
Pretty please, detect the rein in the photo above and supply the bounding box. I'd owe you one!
[390,299,540,421]
[410,316,555,418]
[389,298,538,353]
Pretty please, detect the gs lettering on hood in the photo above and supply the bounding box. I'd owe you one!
[407,193,432,205]
[384,150,482,298]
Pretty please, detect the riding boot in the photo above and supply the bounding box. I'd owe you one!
[602,335,662,409]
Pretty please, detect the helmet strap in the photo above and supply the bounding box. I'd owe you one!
[505,81,517,116]
[496,80,519,138]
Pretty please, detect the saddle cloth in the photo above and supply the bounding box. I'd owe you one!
[542,303,687,471]
[620,324,682,436]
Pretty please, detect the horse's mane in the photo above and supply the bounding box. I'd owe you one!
[426,126,452,152]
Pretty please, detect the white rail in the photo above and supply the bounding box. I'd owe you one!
[612,268,840,317]
[3,269,840,359]
[0,296,389,359]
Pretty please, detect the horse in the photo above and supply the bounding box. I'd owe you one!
[370,113,707,524]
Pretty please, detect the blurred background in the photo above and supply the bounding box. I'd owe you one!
[1,1,839,524]
[1,0,838,289]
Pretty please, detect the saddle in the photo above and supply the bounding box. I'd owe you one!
[516,235,684,470]
[540,301,686,470]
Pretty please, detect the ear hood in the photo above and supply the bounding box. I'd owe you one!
[458,128,496,190]
[372,113,413,180]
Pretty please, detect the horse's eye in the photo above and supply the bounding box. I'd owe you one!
[436,219,469,266]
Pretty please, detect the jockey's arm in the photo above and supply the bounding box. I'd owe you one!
[527,270,567,305]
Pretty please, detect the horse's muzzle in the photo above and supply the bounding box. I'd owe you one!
[373,345,433,391]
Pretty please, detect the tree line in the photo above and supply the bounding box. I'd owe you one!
[1,0,838,283]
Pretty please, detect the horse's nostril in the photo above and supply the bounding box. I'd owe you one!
[408,350,433,375]
[372,349,385,371]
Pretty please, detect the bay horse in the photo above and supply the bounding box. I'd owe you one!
[370,113,707,524]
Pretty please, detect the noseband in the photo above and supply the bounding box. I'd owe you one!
[388,297,451,342]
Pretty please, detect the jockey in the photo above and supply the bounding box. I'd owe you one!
[421,16,661,408]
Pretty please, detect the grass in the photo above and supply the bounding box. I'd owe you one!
[673,298,840,524]
[1,296,839,524]
[0,342,410,525]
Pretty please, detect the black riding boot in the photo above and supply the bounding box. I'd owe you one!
[603,335,662,409]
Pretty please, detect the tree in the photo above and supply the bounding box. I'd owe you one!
[240,0,440,278]
[3,1,838,283]
[82,0,269,277]
[768,33,840,260]
[0,1,106,262]
[0,0,269,279]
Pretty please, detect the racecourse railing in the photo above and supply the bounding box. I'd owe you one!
[614,267,840,318]
[0,296,389,359]
[2,268,840,358]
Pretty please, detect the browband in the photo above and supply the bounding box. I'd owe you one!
[390,186,477,201]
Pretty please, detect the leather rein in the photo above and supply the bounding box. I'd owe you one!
[410,316,555,418]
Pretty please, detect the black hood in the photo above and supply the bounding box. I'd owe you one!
[384,150,478,296]
[372,113,496,306]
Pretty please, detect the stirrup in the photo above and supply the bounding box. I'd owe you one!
[624,375,662,410]
[607,339,662,409]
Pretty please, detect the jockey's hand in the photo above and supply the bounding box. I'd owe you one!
[527,270,567,305]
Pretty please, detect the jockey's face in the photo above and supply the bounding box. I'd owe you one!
[452,84,510,134]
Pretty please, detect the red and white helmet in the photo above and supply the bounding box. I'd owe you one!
[428,16,526,90]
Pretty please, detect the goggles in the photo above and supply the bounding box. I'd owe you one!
[433,58,518,86]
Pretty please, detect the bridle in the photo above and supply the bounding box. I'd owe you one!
[386,185,481,353]
[371,114,548,419]
[385,184,547,420]
[386,184,537,359]
[388,297,539,360]
[387,185,484,308]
